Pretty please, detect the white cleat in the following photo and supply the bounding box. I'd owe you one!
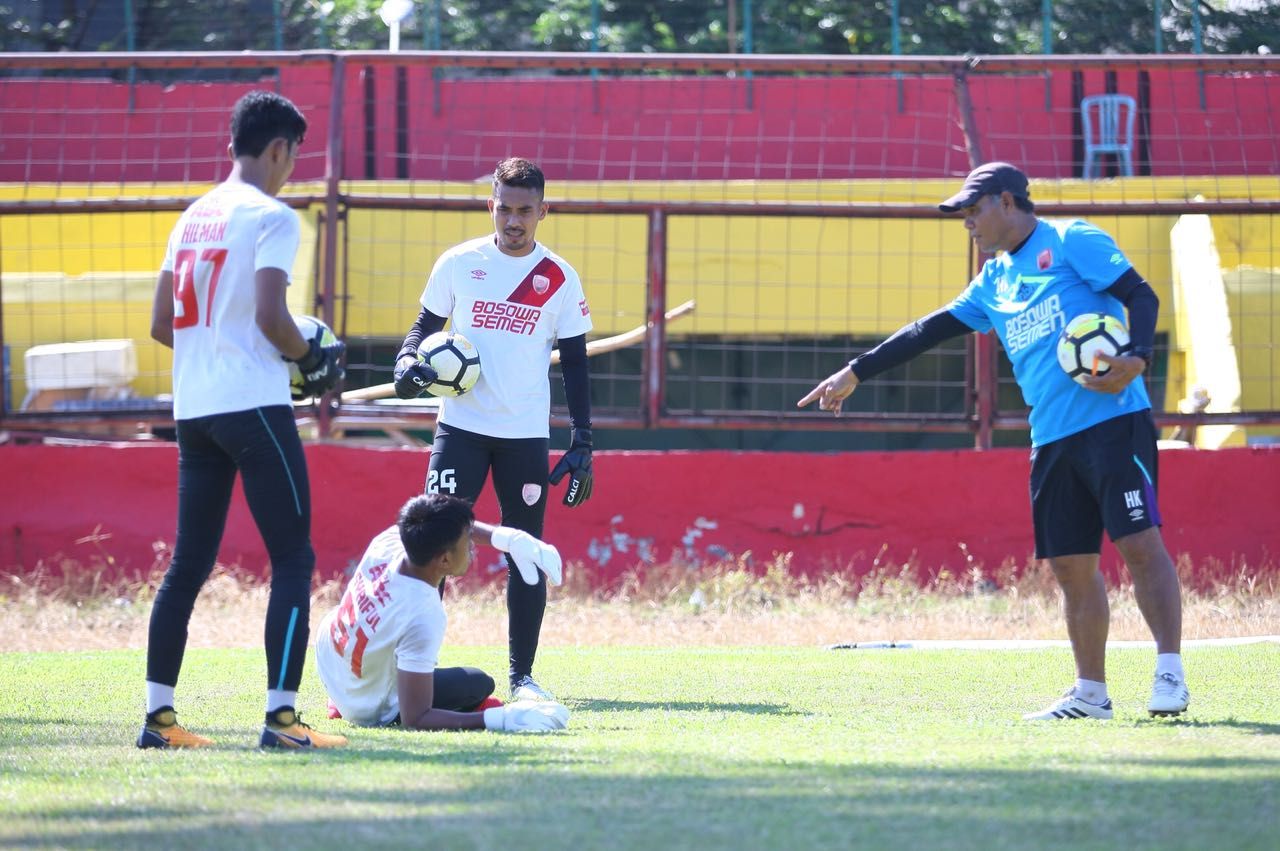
[1024,688,1114,721]
[1148,672,1190,717]
[510,675,555,702]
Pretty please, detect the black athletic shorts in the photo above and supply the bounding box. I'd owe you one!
[1029,409,1163,559]
[427,422,549,538]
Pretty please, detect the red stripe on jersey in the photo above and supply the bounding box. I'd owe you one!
[506,257,566,307]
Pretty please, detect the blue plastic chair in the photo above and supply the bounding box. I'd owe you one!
[1080,94,1136,178]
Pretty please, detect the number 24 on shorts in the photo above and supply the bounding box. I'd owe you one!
[428,469,457,494]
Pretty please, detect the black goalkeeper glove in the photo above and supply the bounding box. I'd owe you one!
[393,354,439,399]
[548,427,593,507]
[292,338,345,400]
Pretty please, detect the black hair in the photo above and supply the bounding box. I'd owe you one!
[397,493,475,567]
[230,90,308,159]
[493,157,545,197]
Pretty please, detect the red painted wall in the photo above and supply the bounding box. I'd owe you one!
[2,443,1276,586]
[3,67,1276,183]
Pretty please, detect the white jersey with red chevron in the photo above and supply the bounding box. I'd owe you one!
[160,181,300,419]
[314,526,447,726]
[420,235,593,439]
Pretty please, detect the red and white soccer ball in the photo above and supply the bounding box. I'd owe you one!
[417,331,481,397]
[288,314,340,400]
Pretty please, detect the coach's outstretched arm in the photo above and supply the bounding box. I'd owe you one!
[798,308,972,414]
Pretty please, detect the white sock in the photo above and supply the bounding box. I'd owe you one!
[1156,653,1185,681]
[267,690,297,714]
[146,682,175,714]
[1074,678,1108,705]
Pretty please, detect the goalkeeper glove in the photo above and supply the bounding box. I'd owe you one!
[548,427,593,507]
[291,338,345,399]
[483,700,570,732]
[491,526,563,586]
[393,354,439,400]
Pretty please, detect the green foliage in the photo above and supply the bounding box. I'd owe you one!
[2,0,1277,54]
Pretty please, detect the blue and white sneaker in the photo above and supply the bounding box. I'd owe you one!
[510,675,555,702]
[1148,672,1190,717]
[1024,688,1114,720]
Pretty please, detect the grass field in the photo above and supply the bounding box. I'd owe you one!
[2,641,1277,850]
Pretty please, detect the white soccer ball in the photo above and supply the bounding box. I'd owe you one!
[288,314,340,399]
[1056,313,1131,385]
[418,331,481,397]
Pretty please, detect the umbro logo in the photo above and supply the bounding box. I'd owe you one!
[470,269,487,280]
[1129,508,1145,522]
[1110,253,1124,264]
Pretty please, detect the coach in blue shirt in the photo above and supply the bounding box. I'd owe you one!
[800,162,1189,721]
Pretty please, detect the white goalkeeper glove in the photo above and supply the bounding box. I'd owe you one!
[491,526,563,586]
[483,700,570,733]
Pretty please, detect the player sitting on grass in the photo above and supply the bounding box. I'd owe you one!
[315,493,570,732]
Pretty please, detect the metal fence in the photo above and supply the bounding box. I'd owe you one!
[1,51,1278,448]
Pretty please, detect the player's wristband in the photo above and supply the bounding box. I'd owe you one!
[1130,346,1153,368]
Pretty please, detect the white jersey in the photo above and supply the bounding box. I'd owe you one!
[160,181,300,419]
[421,236,593,439]
[315,526,446,726]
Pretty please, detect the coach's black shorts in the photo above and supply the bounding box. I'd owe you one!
[1029,410,1162,559]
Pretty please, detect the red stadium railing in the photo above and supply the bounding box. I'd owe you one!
[2,51,1278,447]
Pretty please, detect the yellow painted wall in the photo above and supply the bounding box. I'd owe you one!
[3,177,1277,418]
[0,201,319,399]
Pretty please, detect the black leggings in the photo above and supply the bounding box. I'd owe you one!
[427,422,549,683]
[431,666,496,712]
[147,405,314,693]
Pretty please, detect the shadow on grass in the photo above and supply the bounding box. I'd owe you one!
[7,751,1279,850]
[567,698,805,715]
[1134,717,1280,735]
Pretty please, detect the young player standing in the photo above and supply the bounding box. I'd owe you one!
[316,493,569,732]
[392,157,594,703]
[139,91,347,749]
[799,162,1189,721]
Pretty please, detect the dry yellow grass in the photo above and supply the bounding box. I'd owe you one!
[4,554,1276,652]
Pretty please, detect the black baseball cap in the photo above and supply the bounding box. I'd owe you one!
[938,162,1030,212]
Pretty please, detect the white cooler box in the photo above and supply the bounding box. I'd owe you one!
[22,339,139,411]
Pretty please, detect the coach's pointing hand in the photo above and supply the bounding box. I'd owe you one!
[798,366,859,415]
[549,427,593,507]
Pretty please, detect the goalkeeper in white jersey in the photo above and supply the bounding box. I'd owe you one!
[139,90,345,750]
[316,493,569,733]
[391,157,594,703]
